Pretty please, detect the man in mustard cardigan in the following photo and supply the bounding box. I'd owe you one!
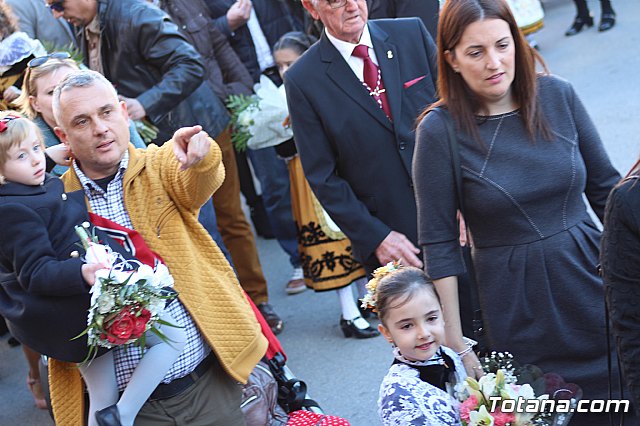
[50,69,267,425]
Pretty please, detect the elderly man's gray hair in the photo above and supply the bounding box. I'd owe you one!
[52,70,119,126]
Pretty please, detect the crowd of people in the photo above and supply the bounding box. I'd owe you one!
[0,0,636,425]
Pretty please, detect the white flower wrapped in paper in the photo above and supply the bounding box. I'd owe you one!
[245,75,293,150]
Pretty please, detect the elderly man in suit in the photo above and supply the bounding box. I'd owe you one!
[285,0,438,275]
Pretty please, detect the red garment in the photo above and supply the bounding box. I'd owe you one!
[286,411,350,426]
[352,44,392,120]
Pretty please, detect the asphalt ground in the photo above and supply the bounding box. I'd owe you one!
[1,0,639,424]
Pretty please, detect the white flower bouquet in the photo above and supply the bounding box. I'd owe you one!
[72,223,178,362]
[226,75,293,152]
[457,352,582,426]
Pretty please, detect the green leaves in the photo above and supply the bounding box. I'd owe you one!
[225,94,260,152]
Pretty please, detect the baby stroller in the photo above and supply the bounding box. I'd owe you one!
[243,295,331,426]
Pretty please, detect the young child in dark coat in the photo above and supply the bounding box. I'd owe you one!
[0,111,186,426]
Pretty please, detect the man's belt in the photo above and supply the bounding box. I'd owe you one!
[148,353,214,401]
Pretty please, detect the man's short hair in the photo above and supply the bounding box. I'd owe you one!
[52,70,119,126]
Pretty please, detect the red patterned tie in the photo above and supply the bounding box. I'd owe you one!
[352,44,392,120]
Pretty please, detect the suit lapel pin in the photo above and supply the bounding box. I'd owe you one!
[387,50,394,59]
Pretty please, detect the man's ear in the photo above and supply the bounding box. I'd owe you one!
[119,99,129,120]
[54,126,70,149]
[301,0,320,20]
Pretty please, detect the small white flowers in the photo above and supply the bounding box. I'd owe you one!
[97,293,115,314]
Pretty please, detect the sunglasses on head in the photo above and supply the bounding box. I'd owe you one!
[28,51,72,68]
[47,1,65,13]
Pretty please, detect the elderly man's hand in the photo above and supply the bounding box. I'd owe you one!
[172,125,211,170]
[375,231,423,268]
[226,0,252,31]
[118,95,146,120]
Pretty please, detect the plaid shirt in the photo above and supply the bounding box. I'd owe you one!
[74,152,209,390]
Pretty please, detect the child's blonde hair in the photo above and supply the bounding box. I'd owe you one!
[0,111,44,174]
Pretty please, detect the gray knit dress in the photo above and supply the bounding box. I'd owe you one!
[414,75,625,424]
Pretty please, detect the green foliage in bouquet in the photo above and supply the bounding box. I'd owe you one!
[226,93,260,152]
[133,118,160,145]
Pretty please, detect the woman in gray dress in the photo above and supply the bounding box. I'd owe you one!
[413,0,627,424]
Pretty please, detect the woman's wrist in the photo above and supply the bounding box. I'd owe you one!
[455,336,477,358]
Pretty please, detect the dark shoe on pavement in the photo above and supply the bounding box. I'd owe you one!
[339,316,379,339]
[257,303,284,335]
[285,267,307,295]
[565,14,594,36]
[95,405,122,426]
[598,12,616,32]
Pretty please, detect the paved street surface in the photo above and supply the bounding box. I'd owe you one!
[1,0,639,424]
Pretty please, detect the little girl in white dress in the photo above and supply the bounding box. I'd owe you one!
[364,263,468,425]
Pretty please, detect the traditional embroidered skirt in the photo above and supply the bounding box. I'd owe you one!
[288,156,365,292]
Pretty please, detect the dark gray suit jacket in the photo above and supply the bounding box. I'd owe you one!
[367,0,440,39]
[285,18,437,272]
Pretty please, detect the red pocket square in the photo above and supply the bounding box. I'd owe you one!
[403,75,426,89]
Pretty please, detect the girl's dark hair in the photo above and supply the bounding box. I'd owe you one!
[273,31,318,56]
[375,267,440,325]
[417,0,550,142]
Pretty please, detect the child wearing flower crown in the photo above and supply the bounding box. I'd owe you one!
[0,111,186,426]
[366,262,467,425]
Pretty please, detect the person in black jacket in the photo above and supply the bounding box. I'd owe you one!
[601,160,640,417]
[367,0,439,39]
[48,0,229,147]
[203,0,309,297]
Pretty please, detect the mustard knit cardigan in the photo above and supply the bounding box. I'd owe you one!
[51,141,267,425]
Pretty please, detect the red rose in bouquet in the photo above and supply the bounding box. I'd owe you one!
[105,309,136,344]
[132,308,152,339]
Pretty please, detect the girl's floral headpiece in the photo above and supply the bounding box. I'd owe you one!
[360,260,402,311]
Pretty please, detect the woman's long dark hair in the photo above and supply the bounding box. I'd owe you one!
[418,0,551,142]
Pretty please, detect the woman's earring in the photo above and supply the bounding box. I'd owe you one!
[0,175,5,185]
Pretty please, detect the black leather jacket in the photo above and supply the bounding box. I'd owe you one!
[78,0,229,143]
[601,177,640,415]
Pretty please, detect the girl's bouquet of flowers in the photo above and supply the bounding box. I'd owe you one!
[226,75,293,152]
[72,222,179,362]
[456,352,582,426]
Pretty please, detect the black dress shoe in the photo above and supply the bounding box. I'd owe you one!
[598,13,616,32]
[339,316,380,339]
[565,15,594,36]
[257,302,284,335]
[95,405,122,426]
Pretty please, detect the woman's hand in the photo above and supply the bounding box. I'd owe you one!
[461,351,484,379]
